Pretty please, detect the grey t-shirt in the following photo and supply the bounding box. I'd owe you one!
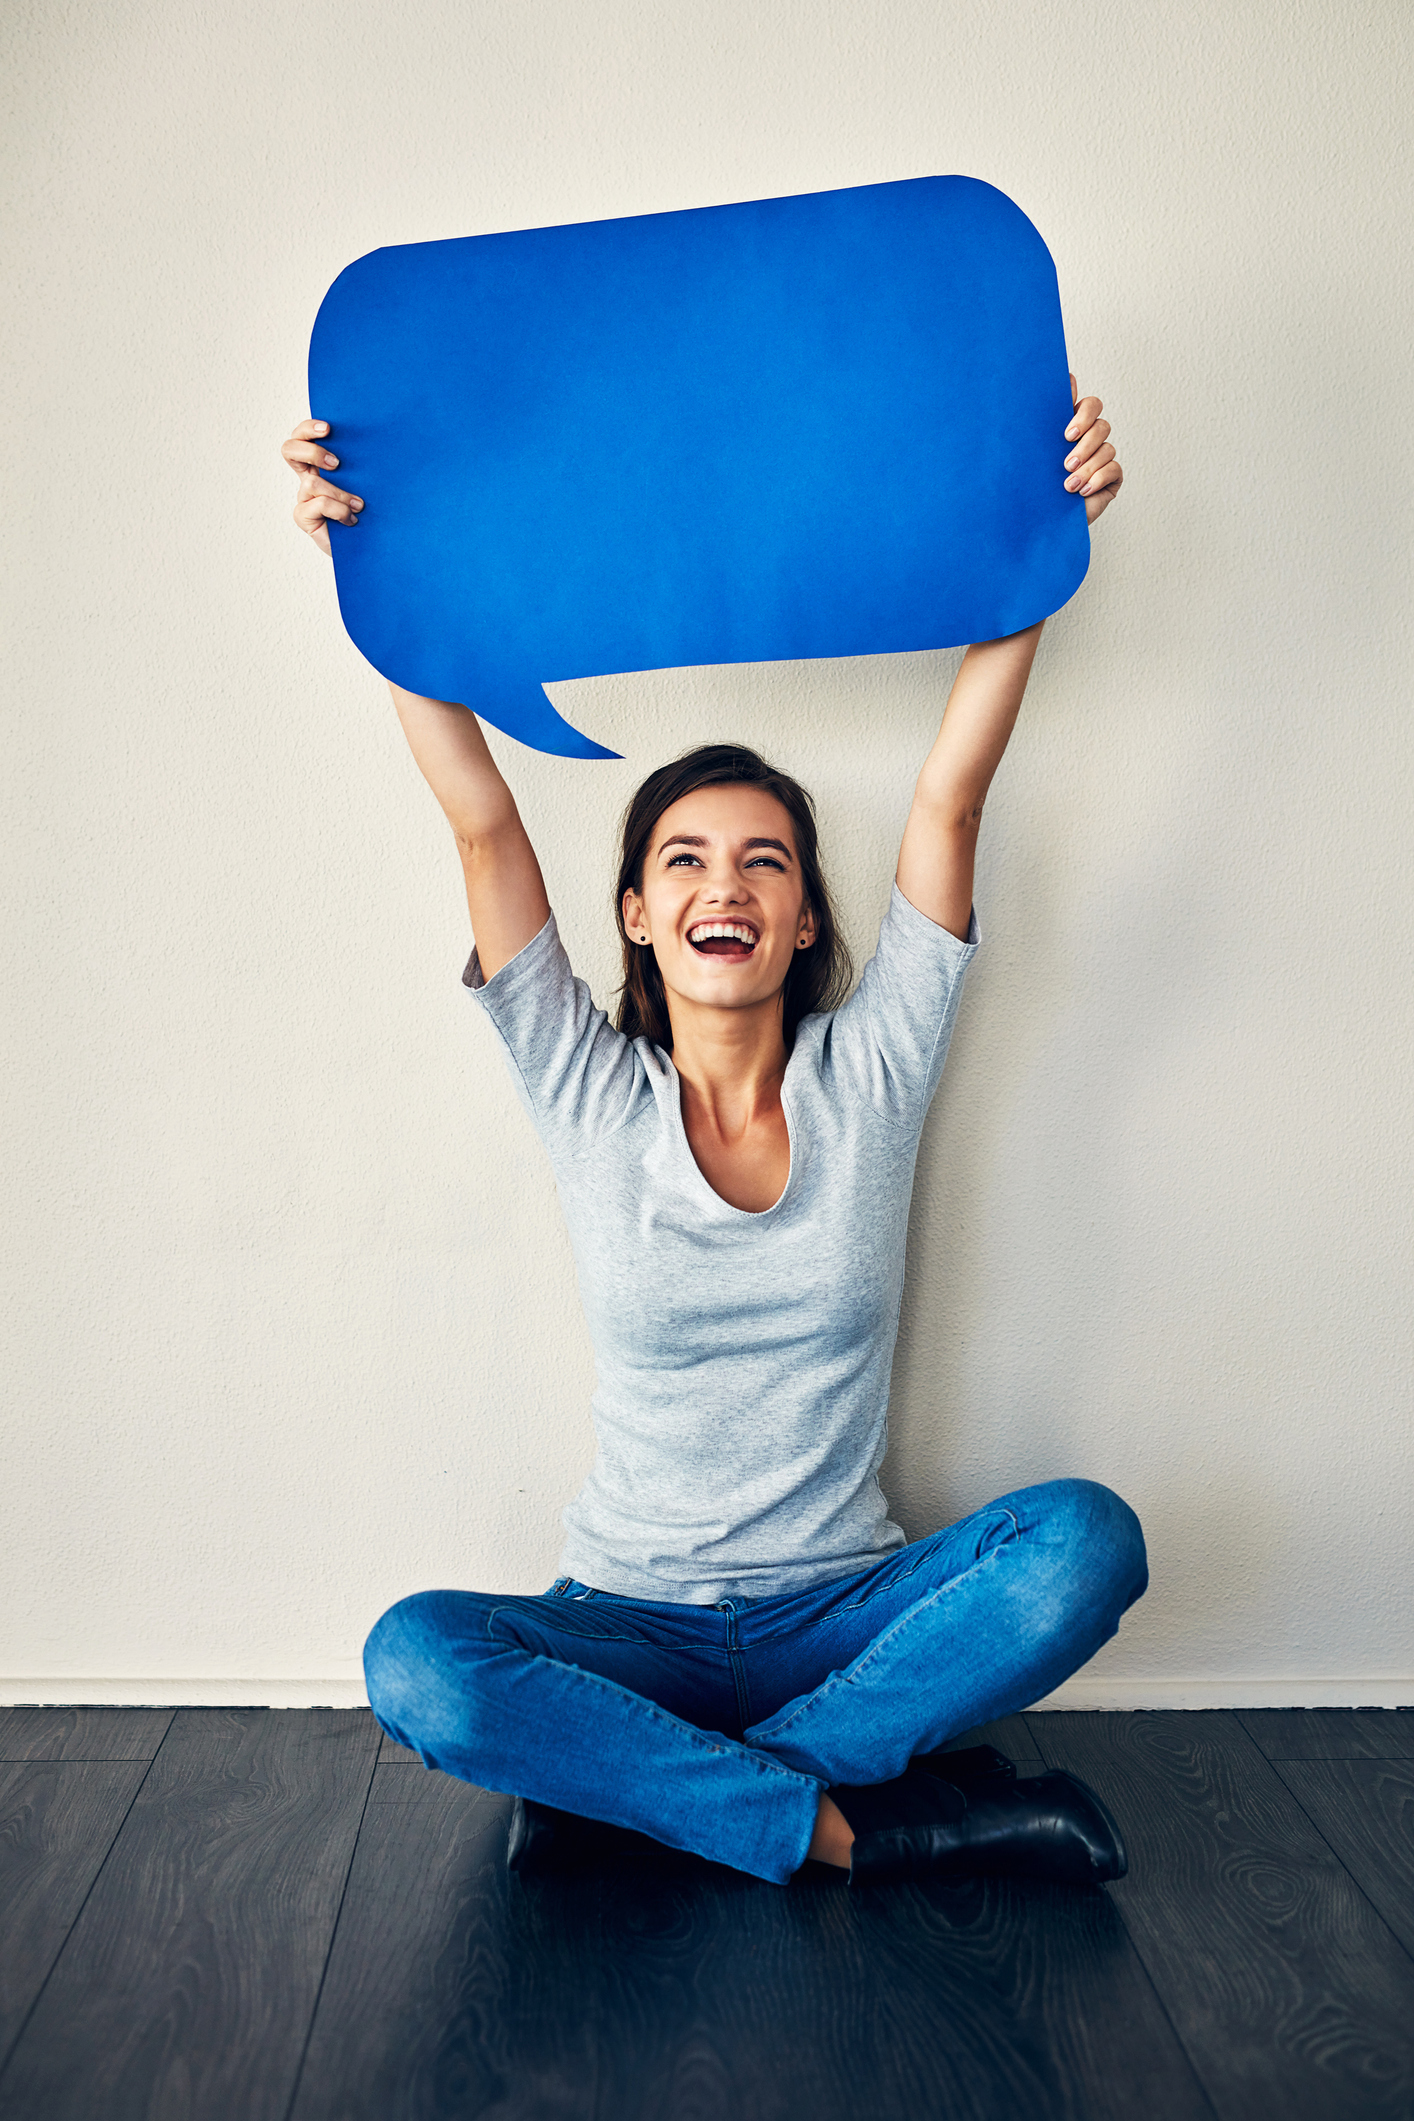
[464,884,978,1604]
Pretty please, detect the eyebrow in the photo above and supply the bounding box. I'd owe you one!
[657,834,795,859]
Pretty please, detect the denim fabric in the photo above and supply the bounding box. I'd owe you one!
[364,1477,1147,1884]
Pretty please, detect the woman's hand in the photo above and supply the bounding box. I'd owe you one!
[1064,377,1122,524]
[281,417,364,556]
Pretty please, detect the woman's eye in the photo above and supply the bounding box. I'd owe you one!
[747,857,785,870]
[666,852,700,867]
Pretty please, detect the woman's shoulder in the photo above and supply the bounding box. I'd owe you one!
[800,884,980,1124]
[462,906,564,996]
[807,885,979,1021]
[463,911,651,1148]
[877,880,981,960]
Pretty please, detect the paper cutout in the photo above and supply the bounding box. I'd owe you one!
[309,175,1087,759]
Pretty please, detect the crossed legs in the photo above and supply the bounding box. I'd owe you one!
[364,1478,1147,1885]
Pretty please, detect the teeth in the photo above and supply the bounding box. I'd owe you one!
[688,922,757,946]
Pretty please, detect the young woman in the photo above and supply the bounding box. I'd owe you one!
[282,386,1142,1890]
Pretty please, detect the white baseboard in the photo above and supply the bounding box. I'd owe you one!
[1031,1676,1414,1711]
[4,1675,1413,1711]
[0,1679,369,1709]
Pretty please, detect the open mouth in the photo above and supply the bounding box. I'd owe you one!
[687,921,759,961]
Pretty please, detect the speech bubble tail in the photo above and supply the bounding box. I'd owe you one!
[475,683,622,761]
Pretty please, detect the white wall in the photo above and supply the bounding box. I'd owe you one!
[3,0,1411,1708]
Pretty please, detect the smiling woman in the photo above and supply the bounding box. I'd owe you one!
[282,380,1143,1894]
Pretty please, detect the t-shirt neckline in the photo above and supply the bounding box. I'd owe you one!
[663,1050,799,1220]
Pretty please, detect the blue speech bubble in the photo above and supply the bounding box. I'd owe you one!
[309,175,1087,759]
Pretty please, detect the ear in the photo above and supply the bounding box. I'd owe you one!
[796,901,818,949]
[622,886,647,942]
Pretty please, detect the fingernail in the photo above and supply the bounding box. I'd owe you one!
[325,454,338,467]
[1064,451,1077,469]
[1065,423,1079,440]
[1065,475,1079,490]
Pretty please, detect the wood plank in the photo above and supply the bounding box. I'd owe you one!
[1236,1710,1414,1760]
[293,1758,1207,2121]
[0,1708,379,2121]
[378,1727,420,1763]
[290,1767,512,2120]
[1029,1710,1414,2119]
[0,1760,149,2070]
[1273,1758,1414,1963]
[0,1707,173,1761]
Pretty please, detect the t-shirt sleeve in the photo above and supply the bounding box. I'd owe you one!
[462,913,641,1159]
[825,883,979,1127]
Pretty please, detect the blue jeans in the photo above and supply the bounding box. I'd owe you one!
[364,1477,1146,1884]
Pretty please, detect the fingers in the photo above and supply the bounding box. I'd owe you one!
[293,479,363,537]
[281,417,341,477]
[285,438,343,474]
[1066,435,1114,492]
[1062,384,1123,517]
[1083,458,1123,522]
[291,449,363,540]
[1077,446,1116,497]
[286,417,359,553]
[1063,380,1115,506]
[295,466,362,508]
[293,494,361,532]
[1064,394,1103,443]
[1064,414,1110,473]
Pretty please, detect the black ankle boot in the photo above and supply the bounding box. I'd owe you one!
[912,1742,1019,1791]
[834,1750,1128,1889]
[506,1796,662,1875]
[506,1793,565,1873]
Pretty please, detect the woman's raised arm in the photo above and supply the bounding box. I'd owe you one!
[895,621,1044,941]
[894,381,1122,940]
[388,685,551,979]
[283,417,550,979]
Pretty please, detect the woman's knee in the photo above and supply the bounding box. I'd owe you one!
[1036,1478,1148,1613]
[363,1590,472,1746]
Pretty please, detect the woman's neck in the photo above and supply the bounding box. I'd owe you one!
[666,993,790,1139]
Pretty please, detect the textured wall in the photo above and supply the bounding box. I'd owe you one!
[3,0,1410,1705]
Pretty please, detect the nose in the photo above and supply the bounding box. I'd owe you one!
[698,855,749,905]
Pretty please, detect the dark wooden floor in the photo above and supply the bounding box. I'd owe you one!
[2,1708,1413,2119]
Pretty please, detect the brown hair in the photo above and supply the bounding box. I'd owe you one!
[613,742,853,1050]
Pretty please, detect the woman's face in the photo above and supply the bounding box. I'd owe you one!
[622,783,816,1024]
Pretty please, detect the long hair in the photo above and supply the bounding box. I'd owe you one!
[613,742,853,1050]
